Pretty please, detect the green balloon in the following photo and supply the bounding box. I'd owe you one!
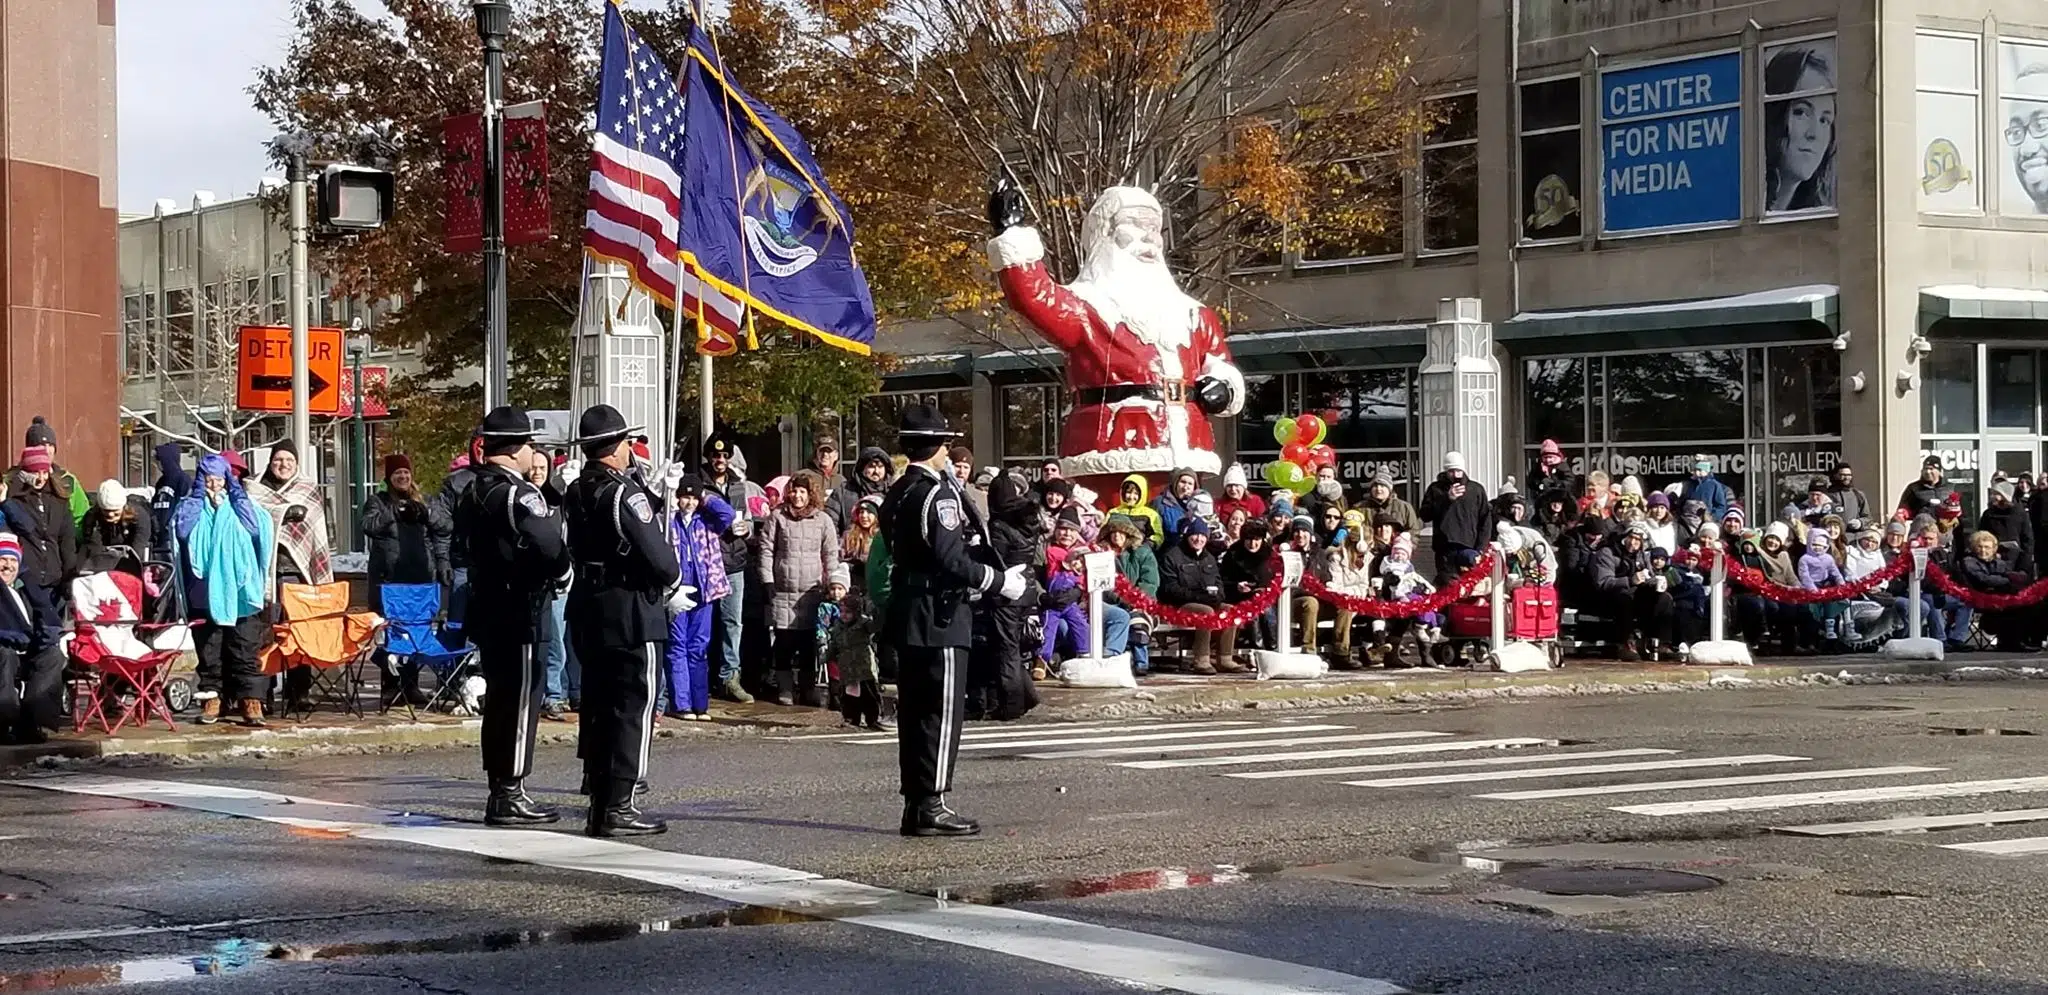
[1272,417,1299,447]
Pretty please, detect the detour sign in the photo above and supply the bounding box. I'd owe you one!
[237,325,343,415]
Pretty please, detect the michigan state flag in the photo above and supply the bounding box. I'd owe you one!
[676,21,876,356]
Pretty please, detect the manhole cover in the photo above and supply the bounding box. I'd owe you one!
[1820,705,1915,712]
[1497,866,1721,897]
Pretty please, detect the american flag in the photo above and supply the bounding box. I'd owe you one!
[583,2,742,341]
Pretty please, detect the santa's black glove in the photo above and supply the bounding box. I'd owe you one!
[987,178,1026,235]
[1194,376,1232,416]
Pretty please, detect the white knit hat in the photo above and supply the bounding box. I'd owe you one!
[96,479,127,512]
[1765,521,1791,543]
[1223,464,1249,489]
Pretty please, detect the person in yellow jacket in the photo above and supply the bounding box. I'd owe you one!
[1108,474,1166,546]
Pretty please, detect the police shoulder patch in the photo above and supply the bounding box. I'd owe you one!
[626,491,654,523]
[519,491,551,517]
[935,498,962,531]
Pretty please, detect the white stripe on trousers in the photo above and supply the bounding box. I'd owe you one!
[936,647,956,795]
[512,644,533,778]
[638,643,658,781]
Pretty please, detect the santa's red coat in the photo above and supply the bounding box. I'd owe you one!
[995,248,1239,496]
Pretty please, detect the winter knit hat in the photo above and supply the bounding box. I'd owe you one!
[1443,451,1466,472]
[1625,522,1653,543]
[1649,546,1671,561]
[1722,504,1746,527]
[1540,439,1563,457]
[1268,495,1294,519]
[1696,522,1722,543]
[828,564,851,590]
[96,479,127,512]
[0,533,19,560]
[1647,491,1671,508]
[1391,533,1414,558]
[1189,492,1215,518]
[1223,465,1249,490]
[1180,515,1212,538]
[1619,475,1644,498]
[1886,519,1910,537]
[17,447,50,473]
[1055,505,1084,529]
[23,416,53,449]
[1765,521,1791,543]
[384,453,413,479]
[1808,529,1833,552]
[1993,480,2017,501]
[1371,468,1394,489]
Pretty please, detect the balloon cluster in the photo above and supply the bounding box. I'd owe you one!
[1263,414,1335,496]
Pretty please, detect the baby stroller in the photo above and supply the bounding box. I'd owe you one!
[67,567,193,733]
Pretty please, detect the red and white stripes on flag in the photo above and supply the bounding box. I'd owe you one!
[583,0,743,352]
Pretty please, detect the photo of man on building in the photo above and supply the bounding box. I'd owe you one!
[1763,38,1838,214]
[2000,40,2048,216]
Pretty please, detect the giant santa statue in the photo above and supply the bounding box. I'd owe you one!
[986,183,1246,503]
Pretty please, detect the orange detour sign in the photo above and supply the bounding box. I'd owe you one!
[237,325,344,415]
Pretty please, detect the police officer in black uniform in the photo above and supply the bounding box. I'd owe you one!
[881,405,1027,837]
[563,404,682,838]
[456,406,572,826]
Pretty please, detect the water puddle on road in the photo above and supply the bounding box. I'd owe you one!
[0,908,818,993]
[919,865,1257,905]
[1926,726,2035,736]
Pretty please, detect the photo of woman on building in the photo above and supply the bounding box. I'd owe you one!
[1764,40,1838,213]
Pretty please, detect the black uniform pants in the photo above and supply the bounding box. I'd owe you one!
[576,640,659,802]
[478,640,543,780]
[896,644,967,801]
[0,645,63,739]
[195,616,269,702]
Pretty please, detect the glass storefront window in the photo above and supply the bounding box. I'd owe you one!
[1766,345,1842,437]
[1987,348,2038,431]
[1300,369,1410,452]
[1921,344,1978,435]
[1597,445,1751,510]
[1001,384,1059,472]
[859,390,972,456]
[1920,440,1980,522]
[1606,350,1745,443]
[1763,442,1845,518]
[1523,358,1587,444]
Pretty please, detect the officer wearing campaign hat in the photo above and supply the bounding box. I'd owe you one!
[562,404,682,837]
[454,405,572,826]
[880,404,1027,837]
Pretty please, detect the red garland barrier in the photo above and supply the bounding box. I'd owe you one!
[1113,571,1286,630]
[1298,550,1500,619]
[1924,561,2048,611]
[1696,548,1910,605]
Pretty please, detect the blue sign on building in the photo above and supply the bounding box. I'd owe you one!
[1600,51,1743,233]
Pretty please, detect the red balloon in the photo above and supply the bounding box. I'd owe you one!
[1295,413,1328,444]
[1280,442,1311,468]
[1308,444,1337,468]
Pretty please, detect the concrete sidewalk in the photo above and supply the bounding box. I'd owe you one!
[4,651,2040,768]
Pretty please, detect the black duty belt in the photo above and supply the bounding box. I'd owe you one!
[1076,382,1188,406]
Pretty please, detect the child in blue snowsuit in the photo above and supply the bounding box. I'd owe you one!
[665,476,734,720]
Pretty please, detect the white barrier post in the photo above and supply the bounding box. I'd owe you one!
[1083,550,1112,665]
[1908,546,1926,638]
[1276,550,1304,654]
[1880,546,1943,661]
[1708,549,1727,644]
[1488,544,1506,658]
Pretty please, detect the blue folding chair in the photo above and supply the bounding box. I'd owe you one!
[379,583,478,718]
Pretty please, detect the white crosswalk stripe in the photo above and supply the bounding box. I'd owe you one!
[1223,748,1678,780]
[822,717,2048,862]
[1476,766,1943,800]
[1023,731,1448,760]
[1342,754,1808,788]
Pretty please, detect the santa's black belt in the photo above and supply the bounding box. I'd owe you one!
[1078,383,1188,405]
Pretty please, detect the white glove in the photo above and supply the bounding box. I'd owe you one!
[663,462,687,494]
[667,584,697,613]
[996,563,1028,602]
[559,461,581,486]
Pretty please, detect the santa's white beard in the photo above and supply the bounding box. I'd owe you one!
[1068,245,1202,378]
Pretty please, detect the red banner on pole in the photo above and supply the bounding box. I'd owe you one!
[504,101,551,248]
[337,365,390,419]
[443,101,549,254]
[442,111,484,254]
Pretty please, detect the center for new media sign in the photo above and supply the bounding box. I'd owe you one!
[1601,51,1742,234]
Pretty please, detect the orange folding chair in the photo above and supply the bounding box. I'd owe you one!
[261,582,384,720]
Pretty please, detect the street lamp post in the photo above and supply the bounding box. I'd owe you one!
[347,326,368,550]
[474,0,511,413]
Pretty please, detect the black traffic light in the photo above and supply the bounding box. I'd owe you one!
[316,164,394,231]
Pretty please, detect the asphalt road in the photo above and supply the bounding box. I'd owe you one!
[4,681,2048,994]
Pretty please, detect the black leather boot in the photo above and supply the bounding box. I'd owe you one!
[900,795,980,838]
[587,779,666,838]
[485,776,560,827]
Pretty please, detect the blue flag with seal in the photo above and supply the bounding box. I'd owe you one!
[676,21,876,356]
